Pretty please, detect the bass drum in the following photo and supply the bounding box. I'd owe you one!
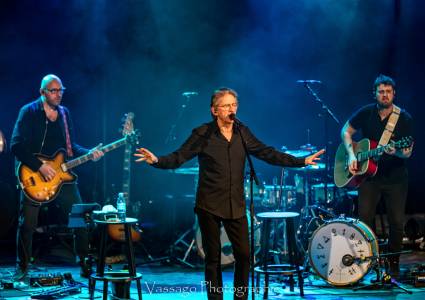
[308,217,378,286]
[195,210,261,266]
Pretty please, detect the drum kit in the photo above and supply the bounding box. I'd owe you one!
[167,144,402,289]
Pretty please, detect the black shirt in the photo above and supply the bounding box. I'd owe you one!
[41,119,66,156]
[153,121,305,219]
[349,103,413,182]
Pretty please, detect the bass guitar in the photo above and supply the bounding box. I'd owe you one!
[18,133,138,204]
[334,136,413,188]
[107,112,142,242]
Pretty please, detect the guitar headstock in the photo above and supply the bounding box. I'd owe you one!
[120,112,140,146]
[121,112,135,136]
[395,136,413,149]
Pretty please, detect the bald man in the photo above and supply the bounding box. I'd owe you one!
[10,74,103,281]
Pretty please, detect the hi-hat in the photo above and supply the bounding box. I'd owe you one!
[170,166,199,175]
[284,149,313,157]
[292,163,325,172]
[283,144,318,158]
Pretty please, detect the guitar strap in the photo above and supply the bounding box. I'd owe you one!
[378,104,401,147]
[58,106,74,157]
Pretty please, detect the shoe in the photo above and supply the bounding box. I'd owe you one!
[12,267,28,281]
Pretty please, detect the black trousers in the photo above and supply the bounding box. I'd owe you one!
[16,184,88,270]
[196,209,250,300]
[358,178,408,256]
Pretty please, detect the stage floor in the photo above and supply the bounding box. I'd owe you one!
[1,251,425,299]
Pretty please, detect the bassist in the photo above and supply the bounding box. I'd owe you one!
[10,74,103,280]
[340,74,413,278]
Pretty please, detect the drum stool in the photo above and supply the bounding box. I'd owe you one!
[254,212,304,298]
[89,218,142,300]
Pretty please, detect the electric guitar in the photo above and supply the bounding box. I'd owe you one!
[334,136,413,188]
[107,112,142,242]
[17,121,138,204]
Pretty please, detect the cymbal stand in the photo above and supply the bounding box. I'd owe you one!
[165,93,196,145]
[299,82,340,203]
[272,167,288,264]
[162,172,200,268]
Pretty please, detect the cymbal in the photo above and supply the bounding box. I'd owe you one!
[300,143,317,152]
[292,163,325,172]
[170,166,199,175]
[285,149,313,157]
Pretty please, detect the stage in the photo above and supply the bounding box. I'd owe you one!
[1,250,425,299]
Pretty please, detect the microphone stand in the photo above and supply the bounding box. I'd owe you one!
[165,93,194,144]
[300,83,340,204]
[232,118,259,300]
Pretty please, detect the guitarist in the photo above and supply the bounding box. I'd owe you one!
[341,74,413,278]
[10,74,103,281]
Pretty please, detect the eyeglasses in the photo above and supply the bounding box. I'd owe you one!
[377,89,393,95]
[45,88,66,94]
[217,102,238,110]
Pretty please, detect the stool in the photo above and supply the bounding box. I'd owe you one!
[254,212,304,298]
[89,217,142,299]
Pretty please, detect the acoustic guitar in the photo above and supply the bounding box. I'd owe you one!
[334,136,413,188]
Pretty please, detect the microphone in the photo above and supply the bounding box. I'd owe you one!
[182,91,198,97]
[229,113,241,125]
[296,80,322,84]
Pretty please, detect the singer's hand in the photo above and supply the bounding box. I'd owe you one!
[305,149,325,165]
[134,147,158,164]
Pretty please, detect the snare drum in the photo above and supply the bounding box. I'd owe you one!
[262,185,296,208]
[311,183,336,205]
[244,179,265,202]
[308,217,379,286]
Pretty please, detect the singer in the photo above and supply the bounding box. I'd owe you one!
[134,87,324,299]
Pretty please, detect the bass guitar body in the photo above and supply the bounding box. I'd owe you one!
[18,150,76,204]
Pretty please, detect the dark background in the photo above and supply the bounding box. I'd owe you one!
[0,0,424,252]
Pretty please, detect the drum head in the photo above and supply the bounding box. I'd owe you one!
[195,210,261,266]
[308,218,378,286]
[196,226,235,266]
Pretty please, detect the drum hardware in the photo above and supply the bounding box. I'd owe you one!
[170,166,199,175]
[298,80,341,205]
[352,251,413,294]
[195,210,262,266]
[159,164,202,268]
[164,91,197,145]
[244,178,265,203]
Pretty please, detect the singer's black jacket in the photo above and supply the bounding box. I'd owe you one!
[153,120,305,219]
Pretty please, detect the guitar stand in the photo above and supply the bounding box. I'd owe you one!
[167,227,197,268]
[135,241,170,266]
[136,227,197,268]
